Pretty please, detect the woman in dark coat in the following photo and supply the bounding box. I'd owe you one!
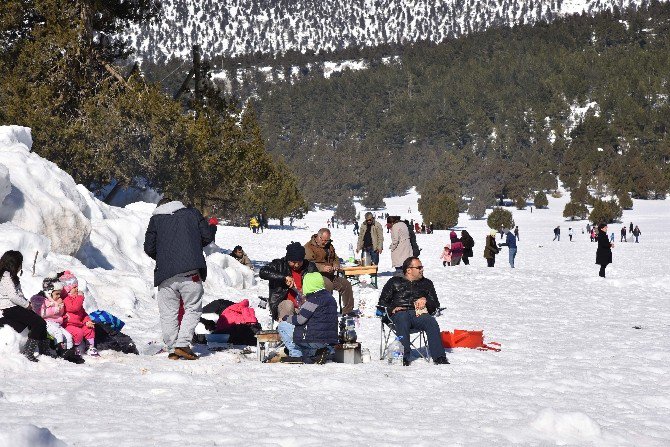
[460,230,475,265]
[484,229,499,267]
[596,223,613,277]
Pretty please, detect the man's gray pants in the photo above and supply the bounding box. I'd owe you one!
[157,270,203,352]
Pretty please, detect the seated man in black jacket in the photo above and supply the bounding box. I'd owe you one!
[259,242,320,321]
[378,256,449,365]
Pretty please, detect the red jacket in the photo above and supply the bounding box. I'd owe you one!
[216,299,258,331]
[63,293,91,328]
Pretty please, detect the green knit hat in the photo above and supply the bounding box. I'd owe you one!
[302,272,325,295]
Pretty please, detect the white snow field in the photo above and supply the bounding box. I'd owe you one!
[0,125,669,446]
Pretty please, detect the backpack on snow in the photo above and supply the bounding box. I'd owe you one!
[403,220,422,257]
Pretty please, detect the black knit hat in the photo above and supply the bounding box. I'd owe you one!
[286,242,305,261]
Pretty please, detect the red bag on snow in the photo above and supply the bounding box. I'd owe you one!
[441,329,501,351]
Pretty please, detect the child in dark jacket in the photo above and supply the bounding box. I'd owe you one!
[277,272,338,364]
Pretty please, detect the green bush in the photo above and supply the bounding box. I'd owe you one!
[589,199,623,224]
[617,192,633,210]
[487,207,514,230]
[468,198,487,220]
[515,196,526,209]
[418,194,459,230]
[534,191,548,209]
[563,202,589,220]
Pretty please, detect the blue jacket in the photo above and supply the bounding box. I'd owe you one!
[502,231,517,249]
[144,201,216,286]
[285,289,338,344]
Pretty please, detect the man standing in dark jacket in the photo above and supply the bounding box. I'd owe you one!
[259,242,319,321]
[378,257,448,365]
[144,198,217,360]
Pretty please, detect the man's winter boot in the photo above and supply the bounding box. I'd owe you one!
[63,348,85,364]
[433,356,450,365]
[38,339,57,358]
[21,338,40,362]
[280,356,304,364]
[174,346,198,360]
[311,347,330,365]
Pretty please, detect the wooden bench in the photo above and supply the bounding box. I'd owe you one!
[339,265,379,289]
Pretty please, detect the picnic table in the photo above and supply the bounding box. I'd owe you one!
[338,264,379,289]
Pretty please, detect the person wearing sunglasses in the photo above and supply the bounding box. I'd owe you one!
[304,228,355,315]
[377,257,449,365]
[356,212,384,265]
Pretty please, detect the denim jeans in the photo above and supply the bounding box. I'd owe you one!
[277,321,329,357]
[362,247,379,265]
[508,247,517,268]
[391,310,444,361]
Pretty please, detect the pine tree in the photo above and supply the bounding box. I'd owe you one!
[534,191,549,208]
[487,207,514,230]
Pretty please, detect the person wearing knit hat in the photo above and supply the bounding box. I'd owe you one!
[259,242,320,322]
[484,229,500,267]
[59,271,98,357]
[277,272,338,364]
[596,223,614,277]
[448,231,464,266]
[35,280,84,364]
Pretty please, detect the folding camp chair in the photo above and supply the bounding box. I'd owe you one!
[376,305,430,362]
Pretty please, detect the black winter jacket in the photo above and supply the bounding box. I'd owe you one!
[144,201,216,286]
[595,231,612,266]
[461,232,475,258]
[259,258,319,320]
[378,276,440,315]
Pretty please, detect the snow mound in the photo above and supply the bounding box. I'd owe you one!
[0,163,10,204]
[0,126,91,255]
[205,252,255,291]
[0,125,32,149]
[0,326,27,355]
[0,424,68,447]
[531,408,603,444]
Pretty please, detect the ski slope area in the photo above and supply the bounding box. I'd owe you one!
[0,126,669,446]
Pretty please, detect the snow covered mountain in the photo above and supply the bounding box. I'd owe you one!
[127,0,647,62]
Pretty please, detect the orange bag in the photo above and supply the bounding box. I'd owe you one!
[441,329,501,351]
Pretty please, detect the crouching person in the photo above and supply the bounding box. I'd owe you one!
[378,257,449,366]
[277,272,338,364]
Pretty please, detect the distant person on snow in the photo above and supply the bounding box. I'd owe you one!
[356,212,384,265]
[440,244,451,267]
[553,226,561,241]
[352,220,359,235]
[304,229,355,315]
[610,232,615,243]
[514,226,519,241]
[259,242,319,322]
[620,226,627,242]
[460,230,475,265]
[231,245,253,270]
[629,222,634,233]
[568,227,574,242]
[447,231,464,265]
[0,250,49,362]
[484,229,500,267]
[377,257,448,366]
[632,225,641,243]
[388,216,413,275]
[596,223,613,278]
[144,197,217,360]
[498,228,518,268]
[277,272,338,364]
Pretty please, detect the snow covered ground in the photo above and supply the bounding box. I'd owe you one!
[1,126,669,446]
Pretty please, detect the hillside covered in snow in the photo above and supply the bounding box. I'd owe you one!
[1,125,669,446]
[128,0,652,61]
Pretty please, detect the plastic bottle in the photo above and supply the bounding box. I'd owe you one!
[386,336,404,365]
[348,243,355,263]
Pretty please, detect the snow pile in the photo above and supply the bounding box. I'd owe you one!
[0,126,91,255]
[0,424,69,447]
[530,408,604,444]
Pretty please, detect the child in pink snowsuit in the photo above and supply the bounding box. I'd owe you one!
[440,245,452,267]
[60,271,98,356]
